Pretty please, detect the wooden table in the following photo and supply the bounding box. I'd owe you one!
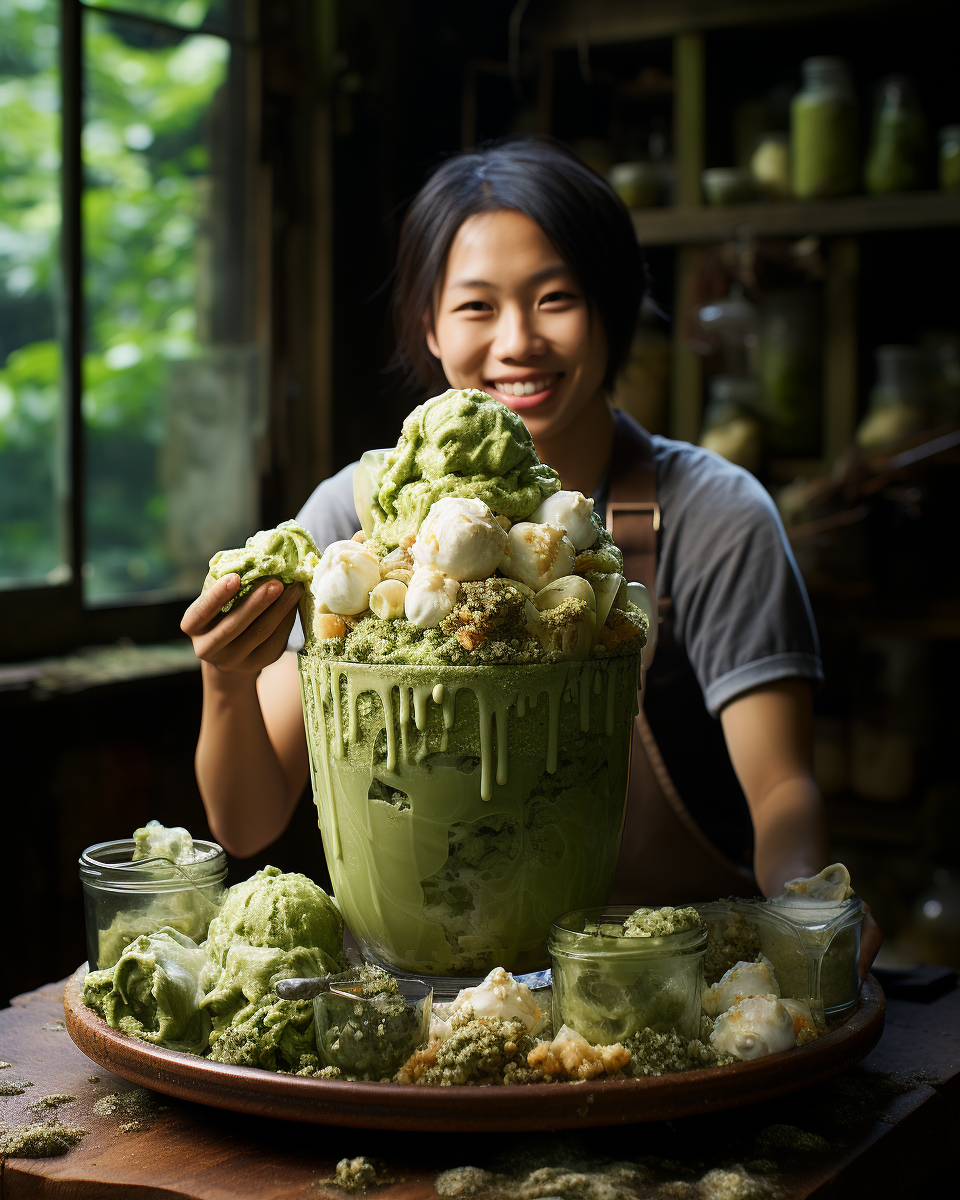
[2,971,958,1199]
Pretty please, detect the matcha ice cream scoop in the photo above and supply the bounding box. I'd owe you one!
[204,865,344,962]
[202,520,319,612]
[82,928,211,1054]
[365,390,562,548]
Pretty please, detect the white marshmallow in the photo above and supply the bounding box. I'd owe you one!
[404,566,459,628]
[626,581,657,666]
[709,995,795,1060]
[311,540,380,615]
[500,522,575,591]
[411,497,507,582]
[702,956,780,1016]
[530,490,598,550]
[432,967,548,1037]
[533,575,597,613]
[369,578,407,620]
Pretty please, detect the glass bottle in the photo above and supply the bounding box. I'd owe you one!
[791,57,858,199]
[939,125,960,191]
[699,376,763,474]
[758,290,822,456]
[864,75,928,194]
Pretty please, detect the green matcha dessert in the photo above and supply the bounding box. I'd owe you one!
[548,906,707,1045]
[82,928,211,1055]
[293,390,649,978]
[201,866,347,1070]
[80,823,227,971]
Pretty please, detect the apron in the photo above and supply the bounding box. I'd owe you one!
[605,421,760,905]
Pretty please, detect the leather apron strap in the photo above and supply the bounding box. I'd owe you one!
[606,420,759,903]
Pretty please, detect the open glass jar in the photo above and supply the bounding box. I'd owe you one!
[548,906,707,1045]
[697,895,863,1019]
[313,970,433,1079]
[79,838,227,971]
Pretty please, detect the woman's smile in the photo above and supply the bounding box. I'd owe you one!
[425,209,607,444]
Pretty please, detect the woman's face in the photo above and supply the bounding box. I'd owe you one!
[425,209,608,444]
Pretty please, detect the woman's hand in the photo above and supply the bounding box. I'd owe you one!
[181,575,302,677]
[859,903,883,980]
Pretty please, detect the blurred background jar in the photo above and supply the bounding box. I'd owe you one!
[791,57,858,199]
[612,300,671,434]
[750,132,790,199]
[938,125,960,191]
[758,290,822,455]
[608,160,662,208]
[864,75,928,195]
[698,375,762,474]
[855,345,930,450]
[701,167,756,205]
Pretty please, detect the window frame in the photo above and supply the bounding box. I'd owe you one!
[0,0,264,662]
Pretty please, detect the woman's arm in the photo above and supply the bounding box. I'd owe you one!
[182,576,310,858]
[720,678,882,976]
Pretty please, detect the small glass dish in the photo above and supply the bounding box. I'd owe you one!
[697,896,864,1019]
[548,906,707,1045]
[79,838,227,971]
[313,969,433,1079]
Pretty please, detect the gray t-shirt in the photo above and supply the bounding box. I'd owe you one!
[287,415,822,862]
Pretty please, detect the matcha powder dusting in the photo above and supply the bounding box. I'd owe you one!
[0,1121,88,1158]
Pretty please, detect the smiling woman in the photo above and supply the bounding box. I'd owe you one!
[395,136,646,495]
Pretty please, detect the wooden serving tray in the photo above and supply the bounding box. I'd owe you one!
[63,966,884,1131]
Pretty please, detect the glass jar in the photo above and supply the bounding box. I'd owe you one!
[607,161,661,209]
[548,906,707,1045]
[80,838,227,970]
[313,970,433,1078]
[864,76,928,195]
[855,345,929,450]
[699,376,763,474]
[939,125,960,191]
[750,132,790,200]
[791,57,858,199]
[758,290,822,455]
[698,897,864,1019]
[299,656,639,981]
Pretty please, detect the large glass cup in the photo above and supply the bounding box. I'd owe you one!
[299,655,640,978]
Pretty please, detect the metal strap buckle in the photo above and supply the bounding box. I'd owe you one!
[605,500,661,535]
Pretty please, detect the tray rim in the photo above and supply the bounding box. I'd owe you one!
[63,966,885,1131]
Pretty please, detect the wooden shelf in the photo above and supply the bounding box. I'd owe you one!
[631,191,960,246]
[530,0,910,48]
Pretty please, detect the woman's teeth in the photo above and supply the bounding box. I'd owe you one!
[495,378,554,396]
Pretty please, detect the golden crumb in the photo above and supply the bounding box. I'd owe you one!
[527,1028,631,1081]
[395,1040,440,1084]
[351,530,367,542]
[598,609,645,652]
[315,613,349,639]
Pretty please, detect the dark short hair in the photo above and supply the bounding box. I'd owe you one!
[392,135,646,394]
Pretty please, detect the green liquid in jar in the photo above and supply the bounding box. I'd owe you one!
[299,656,638,977]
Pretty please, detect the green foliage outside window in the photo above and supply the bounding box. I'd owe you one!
[0,0,232,599]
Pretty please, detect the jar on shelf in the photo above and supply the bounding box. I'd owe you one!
[699,375,763,474]
[607,161,661,209]
[750,132,790,199]
[790,57,858,199]
[612,311,671,434]
[758,289,822,456]
[855,345,929,450]
[864,75,928,195]
[939,125,960,191]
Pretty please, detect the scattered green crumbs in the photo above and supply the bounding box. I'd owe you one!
[92,1088,156,1121]
[333,1157,380,1191]
[0,1122,88,1158]
[582,906,703,939]
[28,1094,75,1112]
[0,1060,11,1069]
[0,1078,34,1096]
